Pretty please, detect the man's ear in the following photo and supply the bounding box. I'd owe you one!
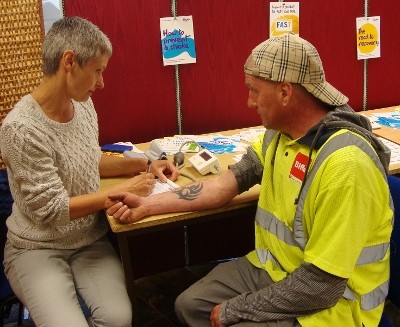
[280,82,293,106]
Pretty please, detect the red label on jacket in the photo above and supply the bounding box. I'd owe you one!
[290,152,310,183]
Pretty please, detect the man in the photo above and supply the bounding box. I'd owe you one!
[105,33,393,327]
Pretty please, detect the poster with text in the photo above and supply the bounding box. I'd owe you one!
[356,16,381,60]
[160,16,196,66]
[269,2,299,37]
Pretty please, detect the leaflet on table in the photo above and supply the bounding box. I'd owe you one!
[236,128,266,143]
[152,136,200,154]
[378,137,400,165]
[113,142,144,153]
[371,111,400,129]
[151,179,179,195]
[151,129,265,155]
[105,128,266,157]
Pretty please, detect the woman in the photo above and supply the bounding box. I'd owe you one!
[0,16,179,327]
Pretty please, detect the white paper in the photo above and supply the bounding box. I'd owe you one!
[151,179,179,195]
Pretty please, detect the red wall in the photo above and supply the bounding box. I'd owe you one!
[299,1,365,109]
[367,1,400,109]
[64,1,400,145]
[64,0,177,144]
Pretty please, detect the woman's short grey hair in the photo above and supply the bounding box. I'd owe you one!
[42,16,112,76]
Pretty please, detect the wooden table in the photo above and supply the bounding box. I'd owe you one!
[362,106,400,174]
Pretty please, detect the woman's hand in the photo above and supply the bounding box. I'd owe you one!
[118,172,156,196]
[150,160,180,182]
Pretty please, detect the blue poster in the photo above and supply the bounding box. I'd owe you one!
[160,15,196,66]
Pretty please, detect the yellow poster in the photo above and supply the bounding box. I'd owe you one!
[269,2,299,37]
[356,16,381,60]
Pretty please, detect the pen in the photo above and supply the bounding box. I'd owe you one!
[146,159,151,173]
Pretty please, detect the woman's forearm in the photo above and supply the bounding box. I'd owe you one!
[99,153,147,177]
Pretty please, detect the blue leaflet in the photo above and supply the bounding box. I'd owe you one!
[377,115,400,129]
[198,137,237,154]
[101,144,133,153]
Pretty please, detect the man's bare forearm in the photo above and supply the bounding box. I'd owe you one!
[144,170,239,216]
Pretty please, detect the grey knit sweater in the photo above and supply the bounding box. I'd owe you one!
[0,94,108,250]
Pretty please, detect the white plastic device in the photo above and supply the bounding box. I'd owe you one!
[144,140,167,160]
[188,149,221,175]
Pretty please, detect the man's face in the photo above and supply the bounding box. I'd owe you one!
[245,73,283,130]
[68,54,110,102]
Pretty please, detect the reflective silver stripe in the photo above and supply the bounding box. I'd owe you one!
[362,280,389,310]
[357,243,389,265]
[255,207,298,246]
[256,208,390,265]
[342,281,389,310]
[343,287,356,301]
[256,248,281,267]
[258,130,391,310]
[262,130,278,154]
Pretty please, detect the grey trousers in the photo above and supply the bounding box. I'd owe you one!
[175,256,298,327]
[4,237,132,327]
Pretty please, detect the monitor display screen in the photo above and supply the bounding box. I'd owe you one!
[199,151,212,161]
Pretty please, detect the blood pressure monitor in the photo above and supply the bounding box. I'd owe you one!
[188,149,221,175]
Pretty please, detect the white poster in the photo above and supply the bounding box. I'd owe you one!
[269,2,299,37]
[356,16,381,60]
[160,16,196,66]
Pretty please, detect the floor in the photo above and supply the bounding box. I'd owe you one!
[3,260,400,327]
[3,260,220,327]
[132,260,220,326]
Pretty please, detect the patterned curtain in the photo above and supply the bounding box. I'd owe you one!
[0,0,44,169]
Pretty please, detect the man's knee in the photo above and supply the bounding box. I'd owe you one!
[175,290,196,321]
[175,291,187,318]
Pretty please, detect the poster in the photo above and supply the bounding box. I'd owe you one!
[356,16,381,60]
[160,15,196,66]
[269,2,299,37]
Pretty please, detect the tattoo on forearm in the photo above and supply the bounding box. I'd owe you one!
[173,182,203,201]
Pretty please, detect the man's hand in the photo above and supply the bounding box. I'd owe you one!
[210,304,224,327]
[105,193,147,223]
